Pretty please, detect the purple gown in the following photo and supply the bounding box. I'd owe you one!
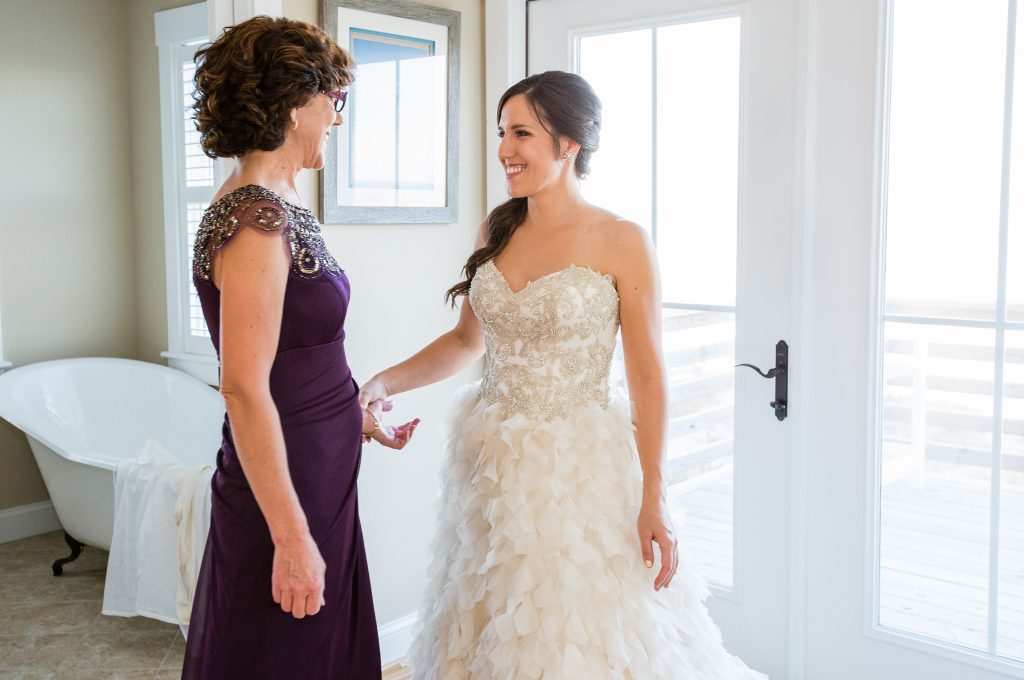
[182,185,381,679]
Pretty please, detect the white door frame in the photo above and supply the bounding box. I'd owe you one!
[484,0,528,210]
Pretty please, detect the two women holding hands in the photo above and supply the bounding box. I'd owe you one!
[183,13,759,680]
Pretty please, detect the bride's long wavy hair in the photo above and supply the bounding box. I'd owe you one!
[444,71,602,305]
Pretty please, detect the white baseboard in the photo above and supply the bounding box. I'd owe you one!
[379,612,418,666]
[0,500,61,544]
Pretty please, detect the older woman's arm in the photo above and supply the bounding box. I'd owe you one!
[614,221,679,592]
[215,222,325,620]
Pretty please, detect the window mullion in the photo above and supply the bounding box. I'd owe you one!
[989,0,1017,657]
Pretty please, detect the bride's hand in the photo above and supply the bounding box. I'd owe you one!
[359,375,389,411]
[637,495,679,591]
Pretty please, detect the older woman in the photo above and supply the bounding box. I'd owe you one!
[181,16,418,679]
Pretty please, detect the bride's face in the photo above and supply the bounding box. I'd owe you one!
[497,95,571,198]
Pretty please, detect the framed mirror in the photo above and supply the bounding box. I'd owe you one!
[320,0,461,224]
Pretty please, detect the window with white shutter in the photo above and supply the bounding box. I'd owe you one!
[156,3,217,384]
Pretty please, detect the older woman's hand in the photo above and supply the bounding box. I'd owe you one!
[271,532,327,619]
[359,375,420,448]
[372,417,421,449]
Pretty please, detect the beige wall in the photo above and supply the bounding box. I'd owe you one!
[0,0,139,509]
[282,0,487,626]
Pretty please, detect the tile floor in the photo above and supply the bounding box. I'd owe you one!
[0,531,412,679]
[0,531,182,679]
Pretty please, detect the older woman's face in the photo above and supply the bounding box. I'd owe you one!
[295,91,343,170]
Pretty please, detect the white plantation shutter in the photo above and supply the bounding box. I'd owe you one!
[180,51,216,349]
[156,3,218,384]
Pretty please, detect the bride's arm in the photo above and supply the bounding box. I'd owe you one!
[359,222,487,406]
[362,299,484,401]
[614,220,679,592]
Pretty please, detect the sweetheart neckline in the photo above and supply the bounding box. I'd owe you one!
[485,259,618,297]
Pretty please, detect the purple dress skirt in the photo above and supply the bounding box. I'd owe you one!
[181,185,381,679]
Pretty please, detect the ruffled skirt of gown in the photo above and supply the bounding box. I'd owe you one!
[407,382,768,680]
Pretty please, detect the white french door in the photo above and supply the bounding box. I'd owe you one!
[522,0,1024,678]
[804,1,1024,679]
[529,0,799,676]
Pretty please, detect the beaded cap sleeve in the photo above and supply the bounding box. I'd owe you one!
[192,184,342,284]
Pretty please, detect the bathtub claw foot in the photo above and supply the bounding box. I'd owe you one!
[52,532,85,576]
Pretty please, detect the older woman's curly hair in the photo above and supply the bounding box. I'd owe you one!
[193,16,355,158]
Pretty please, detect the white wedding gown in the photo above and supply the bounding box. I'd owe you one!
[408,259,767,680]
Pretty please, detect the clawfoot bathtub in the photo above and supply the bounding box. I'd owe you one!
[0,358,223,571]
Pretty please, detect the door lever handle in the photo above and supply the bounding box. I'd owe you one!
[735,340,789,421]
[734,363,784,379]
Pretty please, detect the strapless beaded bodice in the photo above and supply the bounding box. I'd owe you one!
[469,259,620,418]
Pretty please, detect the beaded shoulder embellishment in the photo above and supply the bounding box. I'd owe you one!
[192,185,342,282]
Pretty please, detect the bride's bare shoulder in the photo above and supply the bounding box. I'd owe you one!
[589,212,652,254]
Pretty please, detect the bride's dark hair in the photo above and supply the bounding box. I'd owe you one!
[445,71,602,304]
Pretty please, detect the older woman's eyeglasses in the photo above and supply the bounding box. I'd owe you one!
[325,89,348,113]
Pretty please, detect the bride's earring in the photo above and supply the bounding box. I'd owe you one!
[292,117,299,131]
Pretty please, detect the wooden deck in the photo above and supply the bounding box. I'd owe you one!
[671,468,735,589]
[879,469,1024,660]
[669,468,1024,662]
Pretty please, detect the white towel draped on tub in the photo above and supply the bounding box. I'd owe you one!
[102,439,213,625]
[174,463,213,622]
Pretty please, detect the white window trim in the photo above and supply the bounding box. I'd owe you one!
[156,3,218,385]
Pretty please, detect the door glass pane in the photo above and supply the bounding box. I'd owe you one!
[656,18,740,307]
[578,30,653,229]
[580,17,741,588]
[884,0,1006,321]
[878,0,1018,655]
[1000,331,1024,662]
[662,310,736,587]
[879,323,994,650]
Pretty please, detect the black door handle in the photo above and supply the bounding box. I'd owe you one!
[735,340,788,421]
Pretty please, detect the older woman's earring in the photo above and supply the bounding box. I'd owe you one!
[562,150,577,161]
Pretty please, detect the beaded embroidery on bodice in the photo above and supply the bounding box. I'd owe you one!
[470,259,620,418]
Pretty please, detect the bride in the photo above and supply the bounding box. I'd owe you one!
[360,71,765,679]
